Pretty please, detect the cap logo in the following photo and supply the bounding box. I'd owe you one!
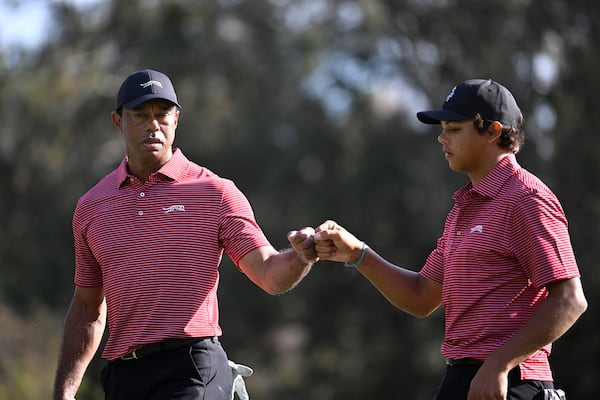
[445,86,457,103]
[140,80,163,89]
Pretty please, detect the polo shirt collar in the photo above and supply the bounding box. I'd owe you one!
[116,148,190,187]
[454,154,520,200]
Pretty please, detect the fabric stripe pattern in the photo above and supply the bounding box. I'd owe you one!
[73,149,271,360]
[420,154,580,381]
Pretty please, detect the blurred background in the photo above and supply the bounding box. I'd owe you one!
[0,0,598,398]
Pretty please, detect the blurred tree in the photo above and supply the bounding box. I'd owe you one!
[0,0,597,398]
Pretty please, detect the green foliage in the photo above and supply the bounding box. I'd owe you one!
[1,0,598,398]
[0,305,61,399]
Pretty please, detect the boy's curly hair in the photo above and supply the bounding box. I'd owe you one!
[474,114,525,154]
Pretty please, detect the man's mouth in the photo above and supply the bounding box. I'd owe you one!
[142,138,162,145]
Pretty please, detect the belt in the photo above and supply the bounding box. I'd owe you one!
[445,358,484,367]
[120,337,215,361]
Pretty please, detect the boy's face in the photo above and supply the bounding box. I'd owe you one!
[438,119,492,178]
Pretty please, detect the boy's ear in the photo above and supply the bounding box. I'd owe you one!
[488,121,503,142]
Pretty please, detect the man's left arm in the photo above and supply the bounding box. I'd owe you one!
[468,277,587,399]
[238,227,318,295]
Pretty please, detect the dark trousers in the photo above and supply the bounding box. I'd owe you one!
[101,337,233,400]
[434,364,555,400]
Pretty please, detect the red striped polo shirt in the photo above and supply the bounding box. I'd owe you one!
[420,154,580,381]
[73,149,271,360]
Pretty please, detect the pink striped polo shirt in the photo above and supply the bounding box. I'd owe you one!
[73,149,271,360]
[420,154,580,381]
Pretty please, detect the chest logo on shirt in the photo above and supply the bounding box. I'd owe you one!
[470,225,483,233]
[163,204,186,213]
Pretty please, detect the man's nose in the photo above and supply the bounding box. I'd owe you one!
[147,117,160,131]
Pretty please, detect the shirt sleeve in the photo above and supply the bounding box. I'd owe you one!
[73,200,104,287]
[510,189,580,288]
[420,238,445,284]
[218,180,272,265]
[420,204,457,284]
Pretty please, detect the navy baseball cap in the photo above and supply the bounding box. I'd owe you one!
[416,79,522,127]
[115,69,181,111]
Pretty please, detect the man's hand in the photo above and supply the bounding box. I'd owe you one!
[314,220,364,264]
[287,227,318,264]
[467,362,510,400]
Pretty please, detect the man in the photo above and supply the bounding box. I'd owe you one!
[313,79,587,399]
[53,69,318,400]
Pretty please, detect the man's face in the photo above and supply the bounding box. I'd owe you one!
[437,119,490,176]
[112,99,179,167]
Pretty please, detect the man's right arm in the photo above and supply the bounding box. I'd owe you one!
[54,286,106,400]
[314,220,442,318]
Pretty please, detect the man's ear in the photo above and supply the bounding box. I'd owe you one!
[111,111,122,133]
[174,109,180,128]
[487,121,503,143]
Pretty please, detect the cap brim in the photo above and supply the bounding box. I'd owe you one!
[120,94,181,111]
[416,109,472,125]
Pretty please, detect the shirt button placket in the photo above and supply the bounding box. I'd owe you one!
[137,191,146,216]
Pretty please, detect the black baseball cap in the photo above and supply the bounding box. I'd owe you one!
[416,79,522,127]
[115,69,181,111]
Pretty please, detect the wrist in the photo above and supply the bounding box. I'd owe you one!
[344,241,368,268]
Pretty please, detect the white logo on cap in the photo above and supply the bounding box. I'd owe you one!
[446,86,457,102]
[140,80,163,89]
